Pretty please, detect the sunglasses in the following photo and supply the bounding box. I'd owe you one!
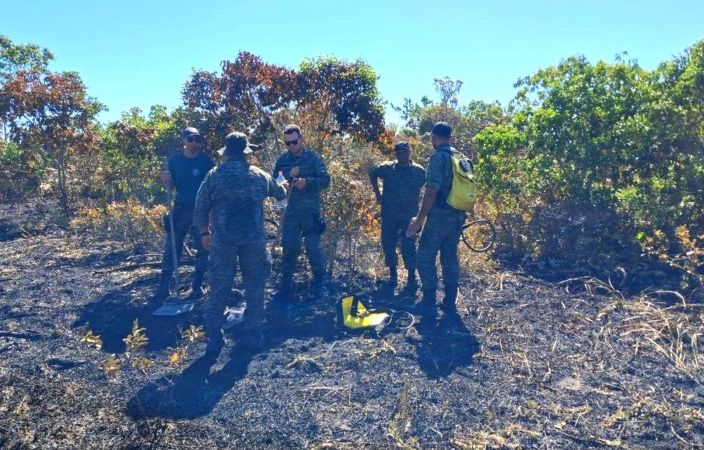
[187,136,201,143]
[285,139,299,146]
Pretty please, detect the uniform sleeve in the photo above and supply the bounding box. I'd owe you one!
[417,165,427,189]
[425,154,444,190]
[369,163,381,181]
[272,154,283,179]
[266,173,287,201]
[370,162,389,182]
[306,152,330,191]
[192,170,214,228]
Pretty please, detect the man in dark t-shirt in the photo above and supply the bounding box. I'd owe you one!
[154,127,214,300]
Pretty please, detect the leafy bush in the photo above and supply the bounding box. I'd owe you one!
[0,140,44,202]
[473,42,704,290]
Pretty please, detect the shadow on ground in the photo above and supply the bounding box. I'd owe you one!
[126,290,343,420]
[368,284,480,379]
[73,273,201,354]
[77,271,479,421]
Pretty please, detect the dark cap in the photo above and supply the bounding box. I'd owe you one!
[394,141,410,152]
[217,132,260,156]
[181,127,201,138]
[431,122,452,138]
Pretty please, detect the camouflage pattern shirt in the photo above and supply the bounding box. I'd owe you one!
[425,144,464,215]
[193,159,286,245]
[273,149,330,214]
[369,160,426,218]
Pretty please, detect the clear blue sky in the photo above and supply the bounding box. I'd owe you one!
[3,0,703,126]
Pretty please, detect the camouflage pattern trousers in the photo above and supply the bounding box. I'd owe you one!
[381,214,417,271]
[417,211,464,292]
[280,211,326,281]
[203,240,270,337]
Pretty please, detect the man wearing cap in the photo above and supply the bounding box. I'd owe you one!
[369,142,426,292]
[154,127,214,300]
[272,124,330,298]
[406,122,465,327]
[193,132,287,354]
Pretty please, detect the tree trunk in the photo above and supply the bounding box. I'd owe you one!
[56,147,70,215]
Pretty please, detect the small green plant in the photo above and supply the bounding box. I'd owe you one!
[80,320,205,447]
[387,375,418,449]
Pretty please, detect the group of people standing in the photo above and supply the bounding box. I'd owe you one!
[155,121,465,355]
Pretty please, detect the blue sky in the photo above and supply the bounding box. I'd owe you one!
[3,0,703,126]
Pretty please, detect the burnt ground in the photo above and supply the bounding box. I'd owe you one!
[1,203,704,449]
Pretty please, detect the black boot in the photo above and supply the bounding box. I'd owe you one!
[442,285,459,314]
[152,271,171,301]
[189,271,205,300]
[402,269,418,294]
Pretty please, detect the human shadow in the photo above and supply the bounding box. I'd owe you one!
[414,306,480,379]
[127,342,255,419]
[127,285,344,420]
[125,275,476,420]
[72,274,200,354]
[356,284,480,380]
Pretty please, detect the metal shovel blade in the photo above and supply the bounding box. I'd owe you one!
[153,300,195,317]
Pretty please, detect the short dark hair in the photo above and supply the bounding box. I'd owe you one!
[284,124,302,136]
[431,122,452,138]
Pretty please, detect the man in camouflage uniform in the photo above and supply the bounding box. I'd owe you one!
[369,141,426,292]
[272,124,330,298]
[193,132,287,354]
[155,127,213,300]
[406,122,465,324]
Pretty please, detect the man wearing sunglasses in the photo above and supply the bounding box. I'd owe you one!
[272,124,330,298]
[370,141,426,293]
[154,127,214,301]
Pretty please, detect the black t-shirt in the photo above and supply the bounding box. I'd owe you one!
[168,152,214,207]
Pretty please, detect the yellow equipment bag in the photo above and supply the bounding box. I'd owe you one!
[446,154,477,211]
[340,295,390,330]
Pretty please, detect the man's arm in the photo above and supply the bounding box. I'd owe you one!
[406,155,442,237]
[266,173,288,200]
[192,172,213,249]
[160,157,174,190]
[369,165,382,204]
[300,152,330,191]
[406,187,437,236]
[273,154,285,179]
